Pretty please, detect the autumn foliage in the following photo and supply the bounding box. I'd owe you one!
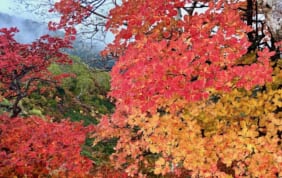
[0,27,73,117]
[0,114,93,177]
[48,0,92,40]
[91,0,282,177]
[1,0,282,177]
[0,27,71,91]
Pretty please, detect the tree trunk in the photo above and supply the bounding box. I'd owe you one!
[261,0,282,41]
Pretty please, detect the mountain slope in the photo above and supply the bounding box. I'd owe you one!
[0,12,114,69]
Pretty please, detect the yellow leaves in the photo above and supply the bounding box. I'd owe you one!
[154,157,170,175]
[246,143,256,153]
[238,120,259,138]
[182,146,207,171]
[101,70,282,177]
[268,59,282,90]
[148,144,160,154]
[261,113,282,137]
[208,88,281,121]
[273,92,282,107]
[155,157,165,166]
[152,83,282,176]
[236,50,257,65]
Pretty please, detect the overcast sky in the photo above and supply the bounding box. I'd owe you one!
[0,0,56,22]
[0,0,117,47]
[0,0,32,19]
[0,0,13,14]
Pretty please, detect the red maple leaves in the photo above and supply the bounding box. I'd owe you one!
[0,27,71,92]
[0,115,94,177]
[107,0,273,113]
[0,27,72,117]
[48,0,93,40]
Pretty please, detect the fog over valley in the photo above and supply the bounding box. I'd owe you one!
[0,12,114,69]
[0,12,49,43]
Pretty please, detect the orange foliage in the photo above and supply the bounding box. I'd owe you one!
[48,0,282,177]
[92,0,281,177]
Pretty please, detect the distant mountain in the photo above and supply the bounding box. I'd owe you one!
[0,12,49,43]
[0,12,114,69]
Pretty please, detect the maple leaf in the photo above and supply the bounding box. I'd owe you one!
[0,115,94,177]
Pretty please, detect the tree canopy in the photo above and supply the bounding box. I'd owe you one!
[1,0,282,177]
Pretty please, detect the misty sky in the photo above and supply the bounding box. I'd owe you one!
[0,0,13,14]
[0,0,115,46]
[0,0,35,20]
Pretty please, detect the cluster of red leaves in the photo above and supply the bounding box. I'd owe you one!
[0,114,94,177]
[106,0,273,120]
[0,27,72,99]
[48,0,92,40]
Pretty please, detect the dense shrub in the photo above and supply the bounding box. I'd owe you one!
[0,114,94,177]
